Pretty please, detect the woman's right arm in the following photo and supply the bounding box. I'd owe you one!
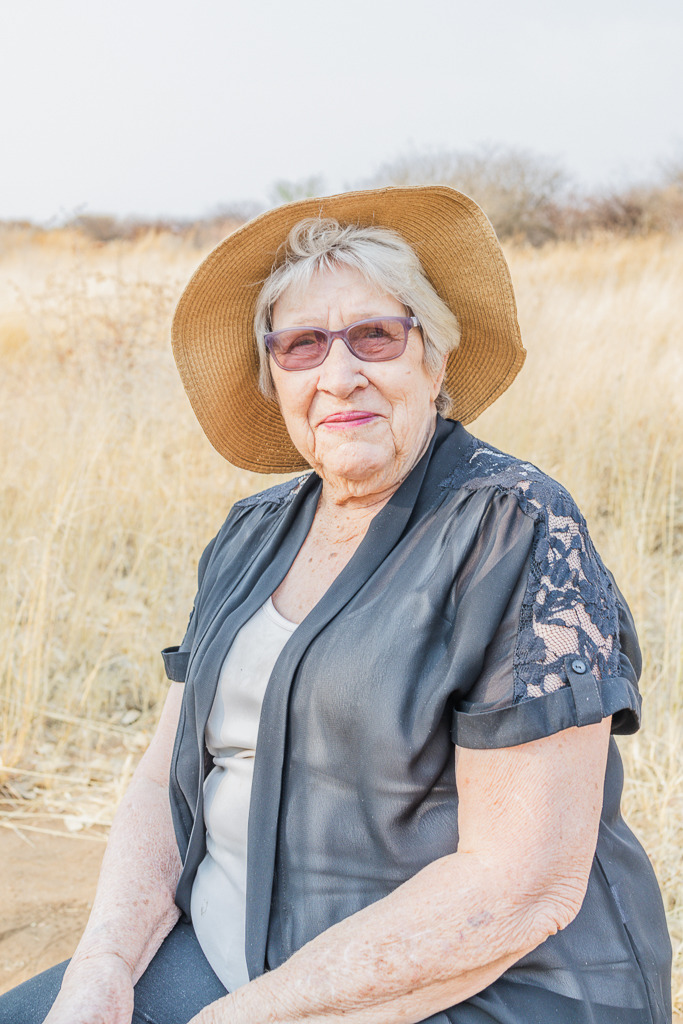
[44,682,185,1024]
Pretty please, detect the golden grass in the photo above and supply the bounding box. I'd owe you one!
[1,226,682,1003]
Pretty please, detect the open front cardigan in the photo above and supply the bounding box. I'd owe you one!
[163,418,671,1023]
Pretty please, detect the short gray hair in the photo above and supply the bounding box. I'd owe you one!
[253,218,460,415]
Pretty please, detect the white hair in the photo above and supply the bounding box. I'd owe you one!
[253,218,460,415]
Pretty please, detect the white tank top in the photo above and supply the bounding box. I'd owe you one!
[190,596,298,991]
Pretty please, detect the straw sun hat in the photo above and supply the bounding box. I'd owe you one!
[171,185,525,473]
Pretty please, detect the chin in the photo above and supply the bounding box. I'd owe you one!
[318,440,391,483]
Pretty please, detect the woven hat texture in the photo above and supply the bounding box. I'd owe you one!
[171,185,525,473]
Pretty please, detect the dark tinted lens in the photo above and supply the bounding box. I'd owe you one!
[347,319,407,361]
[269,329,329,368]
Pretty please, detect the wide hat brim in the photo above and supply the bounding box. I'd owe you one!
[171,184,525,473]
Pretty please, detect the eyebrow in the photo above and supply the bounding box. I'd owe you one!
[277,312,397,329]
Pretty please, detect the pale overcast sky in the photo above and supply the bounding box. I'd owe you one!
[1,0,681,222]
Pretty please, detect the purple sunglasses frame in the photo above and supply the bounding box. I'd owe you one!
[264,316,421,371]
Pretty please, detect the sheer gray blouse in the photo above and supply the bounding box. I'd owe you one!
[163,418,671,1024]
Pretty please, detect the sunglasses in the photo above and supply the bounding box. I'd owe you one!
[264,316,421,371]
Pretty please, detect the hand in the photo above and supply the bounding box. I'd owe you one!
[186,975,299,1024]
[187,989,268,1024]
[43,952,134,1024]
[187,994,236,1024]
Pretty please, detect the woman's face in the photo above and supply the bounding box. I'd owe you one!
[269,265,447,498]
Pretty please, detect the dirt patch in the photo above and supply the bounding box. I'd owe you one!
[0,828,105,995]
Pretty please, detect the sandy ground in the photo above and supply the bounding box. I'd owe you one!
[0,829,105,995]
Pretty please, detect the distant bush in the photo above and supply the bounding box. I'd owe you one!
[581,182,683,237]
[4,153,683,248]
[60,203,264,249]
[177,203,264,249]
[66,214,132,242]
[366,146,683,245]
[269,176,327,206]
[367,145,569,245]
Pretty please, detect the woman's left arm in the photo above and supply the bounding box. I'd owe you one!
[192,717,611,1024]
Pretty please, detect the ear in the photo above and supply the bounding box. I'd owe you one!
[270,373,283,410]
[430,353,449,402]
[264,353,283,409]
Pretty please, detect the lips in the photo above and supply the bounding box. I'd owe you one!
[319,411,379,427]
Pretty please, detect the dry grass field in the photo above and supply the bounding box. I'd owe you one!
[1,224,682,1006]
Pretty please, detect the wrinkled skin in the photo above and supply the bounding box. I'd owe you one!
[269,264,445,501]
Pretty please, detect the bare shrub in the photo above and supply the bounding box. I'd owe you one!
[61,204,264,250]
[550,156,683,240]
[66,214,132,243]
[269,176,327,206]
[367,147,683,243]
[180,203,263,249]
[576,185,683,237]
[367,145,569,245]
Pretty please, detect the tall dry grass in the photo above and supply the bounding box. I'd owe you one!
[1,227,682,1002]
[0,227,287,837]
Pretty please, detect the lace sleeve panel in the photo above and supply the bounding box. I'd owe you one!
[462,456,622,704]
[513,479,620,701]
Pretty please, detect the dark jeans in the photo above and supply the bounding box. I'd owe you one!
[0,919,227,1024]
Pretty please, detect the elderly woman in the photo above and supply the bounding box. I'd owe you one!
[2,186,671,1024]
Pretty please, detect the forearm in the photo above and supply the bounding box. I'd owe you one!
[66,762,182,984]
[197,850,559,1024]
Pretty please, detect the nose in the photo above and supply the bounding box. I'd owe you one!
[315,337,368,397]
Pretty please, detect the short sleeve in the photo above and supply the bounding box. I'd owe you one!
[451,475,642,749]
[161,534,218,683]
[159,475,311,683]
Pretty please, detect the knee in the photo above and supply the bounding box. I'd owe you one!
[0,960,69,1024]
